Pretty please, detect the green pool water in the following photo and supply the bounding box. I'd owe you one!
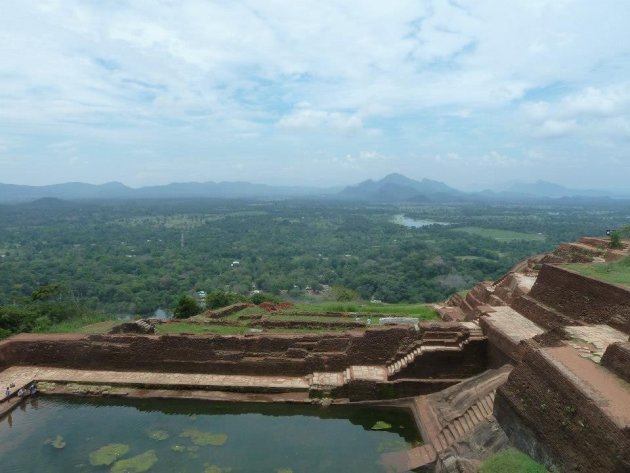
[0,396,424,473]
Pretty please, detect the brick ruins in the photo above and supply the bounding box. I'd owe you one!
[1,236,629,473]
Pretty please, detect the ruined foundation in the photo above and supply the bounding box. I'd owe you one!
[1,237,630,473]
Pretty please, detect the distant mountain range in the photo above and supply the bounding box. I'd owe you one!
[0,174,626,203]
[338,173,463,201]
[498,180,615,199]
[0,180,339,202]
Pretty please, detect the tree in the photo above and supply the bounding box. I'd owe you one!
[331,285,359,302]
[173,294,201,319]
[610,231,623,249]
[206,290,246,309]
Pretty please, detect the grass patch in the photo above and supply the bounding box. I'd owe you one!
[37,302,438,336]
[158,323,249,335]
[34,314,118,334]
[455,227,545,242]
[223,306,266,321]
[564,256,630,287]
[76,320,121,334]
[285,303,438,320]
[480,449,548,473]
[266,314,362,323]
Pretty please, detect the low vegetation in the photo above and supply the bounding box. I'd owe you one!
[1,199,628,338]
[479,448,548,473]
[286,303,437,319]
[565,256,630,287]
[454,227,546,242]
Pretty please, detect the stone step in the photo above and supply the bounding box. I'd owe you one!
[443,426,456,445]
[471,405,483,422]
[452,419,465,438]
[485,395,495,412]
[459,417,471,433]
[479,399,491,416]
[461,414,473,432]
[436,433,447,451]
[479,399,492,417]
[380,443,437,473]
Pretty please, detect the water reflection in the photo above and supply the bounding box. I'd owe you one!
[0,396,422,473]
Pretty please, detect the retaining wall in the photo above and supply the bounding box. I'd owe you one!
[494,343,630,473]
[528,264,630,334]
[0,324,486,380]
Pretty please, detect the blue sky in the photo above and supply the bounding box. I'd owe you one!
[1,0,630,189]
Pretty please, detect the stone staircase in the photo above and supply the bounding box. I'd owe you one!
[386,323,484,377]
[135,319,157,334]
[431,392,496,452]
[381,388,501,472]
[381,365,511,472]
[308,324,485,389]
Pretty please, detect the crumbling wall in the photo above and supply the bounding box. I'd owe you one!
[529,264,630,334]
[0,324,486,380]
[494,343,630,473]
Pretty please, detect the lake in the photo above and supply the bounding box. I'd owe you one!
[0,396,424,473]
[392,214,450,228]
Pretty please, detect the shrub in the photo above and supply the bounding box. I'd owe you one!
[173,294,201,319]
[610,231,623,249]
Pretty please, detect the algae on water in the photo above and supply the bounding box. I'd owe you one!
[44,434,66,449]
[89,444,130,466]
[146,429,170,441]
[179,428,228,446]
[276,469,294,473]
[110,450,158,473]
[204,465,233,473]
[371,420,393,430]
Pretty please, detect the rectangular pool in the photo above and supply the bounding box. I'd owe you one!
[0,396,423,473]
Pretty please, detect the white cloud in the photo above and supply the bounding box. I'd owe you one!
[523,83,630,139]
[533,119,578,138]
[1,0,630,186]
[278,108,363,131]
[562,85,630,117]
[479,151,521,168]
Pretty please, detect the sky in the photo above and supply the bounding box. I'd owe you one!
[1,0,630,190]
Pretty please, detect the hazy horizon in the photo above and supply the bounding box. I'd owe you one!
[1,173,627,196]
[1,1,629,189]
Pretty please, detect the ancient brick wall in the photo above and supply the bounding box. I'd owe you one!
[0,324,486,380]
[391,341,487,380]
[601,342,630,383]
[335,379,458,401]
[494,343,630,473]
[529,264,630,334]
[510,295,575,330]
